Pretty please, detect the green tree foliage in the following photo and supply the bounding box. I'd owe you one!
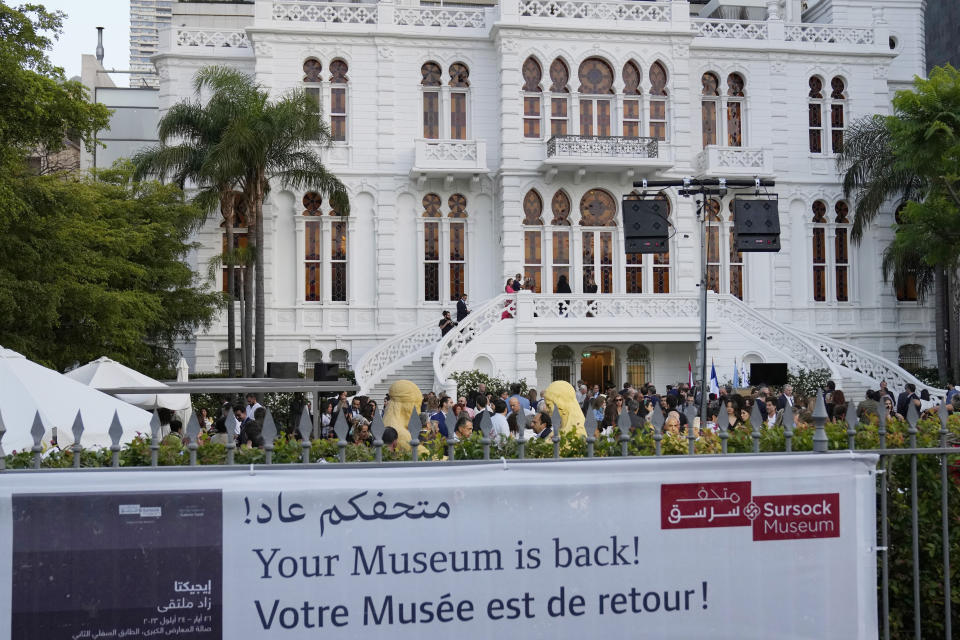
[0,3,109,172]
[0,163,223,375]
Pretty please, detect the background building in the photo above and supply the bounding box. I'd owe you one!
[924,0,960,70]
[130,0,172,87]
[153,0,937,398]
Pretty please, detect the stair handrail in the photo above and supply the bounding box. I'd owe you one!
[434,293,514,389]
[793,328,947,399]
[717,294,946,398]
[355,319,441,394]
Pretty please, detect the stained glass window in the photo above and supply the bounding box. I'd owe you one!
[551,190,571,225]
[449,63,470,88]
[450,220,466,300]
[578,58,614,94]
[549,58,569,136]
[649,61,668,141]
[523,190,543,225]
[706,199,721,293]
[579,189,617,227]
[422,62,441,139]
[830,77,845,153]
[524,230,542,293]
[552,230,570,293]
[303,58,322,82]
[329,60,348,142]
[330,219,347,302]
[809,76,824,153]
[623,61,641,95]
[726,74,744,147]
[701,73,720,147]
[812,201,827,301]
[835,201,849,302]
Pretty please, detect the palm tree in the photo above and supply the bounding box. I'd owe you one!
[195,66,349,376]
[132,79,250,376]
[837,108,955,382]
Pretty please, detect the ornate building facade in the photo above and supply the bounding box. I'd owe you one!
[155,0,936,397]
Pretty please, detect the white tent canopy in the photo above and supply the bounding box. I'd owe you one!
[65,356,192,411]
[0,348,152,453]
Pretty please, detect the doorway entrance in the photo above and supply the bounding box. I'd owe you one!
[580,348,615,390]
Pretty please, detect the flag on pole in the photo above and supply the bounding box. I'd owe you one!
[709,360,720,396]
[740,361,749,387]
[687,359,693,388]
[732,360,740,389]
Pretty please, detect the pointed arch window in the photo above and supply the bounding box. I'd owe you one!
[701,73,720,147]
[449,62,470,140]
[303,349,323,378]
[303,59,322,139]
[726,73,745,146]
[580,189,616,293]
[422,193,469,301]
[551,190,571,293]
[809,76,845,154]
[701,72,745,148]
[578,58,614,137]
[522,57,543,139]
[522,190,544,292]
[329,59,348,142]
[703,199,745,299]
[648,61,669,141]
[330,210,348,302]
[302,191,349,303]
[894,204,918,301]
[626,344,650,388]
[835,201,850,302]
[551,345,575,385]
[549,58,570,136]
[622,61,642,138]
[303,192,323,302]
[421,62,442,139]
[812,200,828,301]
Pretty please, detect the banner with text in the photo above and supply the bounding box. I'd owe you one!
[0,454,879,639]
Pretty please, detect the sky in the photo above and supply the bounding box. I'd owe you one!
[41,0,131,87]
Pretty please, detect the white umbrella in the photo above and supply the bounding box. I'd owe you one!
[0,347,152,453]
[65,356,192,411]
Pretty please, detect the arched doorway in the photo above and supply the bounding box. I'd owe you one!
[580,347,615,390]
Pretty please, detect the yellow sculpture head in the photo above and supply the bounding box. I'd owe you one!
[542,380,586,437]
[382,379,424,450]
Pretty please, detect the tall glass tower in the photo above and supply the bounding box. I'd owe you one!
[129,0,171,87]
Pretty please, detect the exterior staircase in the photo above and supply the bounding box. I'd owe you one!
[366,355,436,402]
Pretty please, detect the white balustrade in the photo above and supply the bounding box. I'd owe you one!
[519,0,671,23]
[691,19,769,40]
[174,29,250,49]
[272,1,378,24]
[434,295,516,387]
[393,6,487,28]
[694,146,773,178]
[412,139,488,176]
[784,24,874,45]
[355,321,441,393]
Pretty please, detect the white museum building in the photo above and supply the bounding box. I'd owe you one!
[153,0,937,398]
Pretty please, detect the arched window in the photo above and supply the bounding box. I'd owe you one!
[329,348,349,369]
[812,200,828,301]
[829,76,846,153]
[551,345,575,384]
[329,59,348,142]
[648,61,669,141]
[303,349,323,378]
[423,193,442,301]
[626,344,650,388]
[219,349,241,375]
[835,201,850,302]
[448,194,467,299]
[622,61,642,138]
[578,58,614,136]
[422,193,469,301]
[523,190,544,292]
[551,190,571,293]
[303,58,322,83]
[701,72,720,147]
[808,76,845,153]
[221,192,247,298]
[811,199,851,302]
[330,208,348,302]
[625,191,671,294]
[702,72,745,148]
[703,199,745,299]
[894,204,918,301]
[522,57,543,139]
[549,58,570,136]
[726,73,745,146]
[303,192,323,301]
[580,189,616,293]
[898,344,924,370]
[421,62,442,139]
[449,62,470,140]
[303,59,322,137]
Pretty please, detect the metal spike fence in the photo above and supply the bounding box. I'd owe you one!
[0,397,957,639]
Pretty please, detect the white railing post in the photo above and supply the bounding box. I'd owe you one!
[379,0,394,26]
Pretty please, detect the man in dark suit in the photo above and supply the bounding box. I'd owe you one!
[776,384,795,411]
[530,411,552,439]
[896,383,917,417]
[456,294,470,322]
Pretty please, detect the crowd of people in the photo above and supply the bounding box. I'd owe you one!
[176,377,959,450]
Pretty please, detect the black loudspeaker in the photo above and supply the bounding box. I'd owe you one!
[733,197,781,253]
[313,362,339,381]
[622,196,669,254]
[267,362,299,378]
[750,363,789,386]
